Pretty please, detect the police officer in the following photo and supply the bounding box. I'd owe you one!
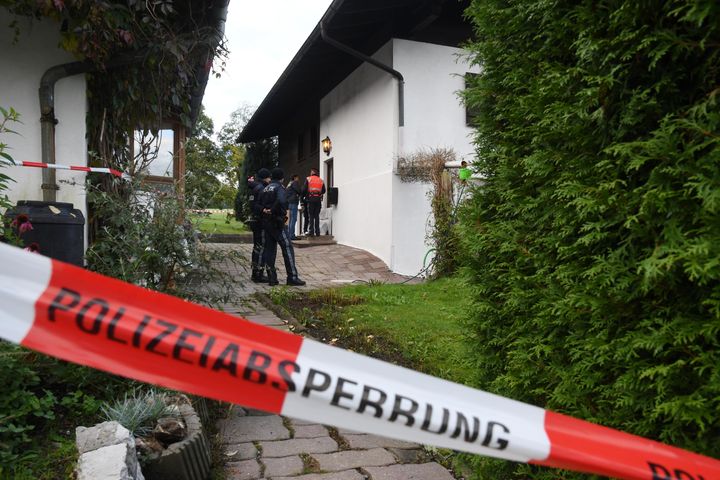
[260,167,306,286]
[302,167,326,236]
[248,168,271,282]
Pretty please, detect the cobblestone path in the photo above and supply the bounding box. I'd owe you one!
[210,243,457,479]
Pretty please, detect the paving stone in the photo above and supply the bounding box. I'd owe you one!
[289,417,319,427]
[246,408,274,416]
[248,315,285,327]
[314,448,396,472]
[261,437,338,457]
[224,442,257,461]
[363,462,455,480]
[387,448,430,464]
[262,455,305,477]
[229,406,248,417]
[273,470,365,480]
[293,424,329,438]
[342,434,418,450]
[225,459,262,480]
[219,415,289,443]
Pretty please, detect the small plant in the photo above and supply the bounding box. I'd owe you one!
[0,106,21,246]
[101,389,176,437]
[267,286,296,305]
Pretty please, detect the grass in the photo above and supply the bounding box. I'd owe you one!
[336,277,474,384]
[269,277,474,478]
[190,211,247,235]
[9,434,78,480]
[272,276,475,387]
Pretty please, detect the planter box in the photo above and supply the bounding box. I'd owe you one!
[143,403,211,480]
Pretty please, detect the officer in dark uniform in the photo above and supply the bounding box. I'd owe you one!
[248,168,271,282]
[260,167,306,286]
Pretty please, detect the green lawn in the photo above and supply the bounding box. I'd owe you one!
[272,277,475,386]
[190,211,247,234]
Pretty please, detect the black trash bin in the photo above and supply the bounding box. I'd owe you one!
[5,201,85,266]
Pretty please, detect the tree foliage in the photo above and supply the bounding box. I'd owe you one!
[236,138,278,220]
[460,1,720,478]
[185,108,241,209]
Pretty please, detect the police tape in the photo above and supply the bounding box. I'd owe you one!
[0,242,717,480]
[11,160,131,180]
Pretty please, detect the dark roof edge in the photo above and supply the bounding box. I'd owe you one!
[237,0,346,143]
[189,0,230,131]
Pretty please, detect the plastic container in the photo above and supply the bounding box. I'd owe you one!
[5,201,85,266]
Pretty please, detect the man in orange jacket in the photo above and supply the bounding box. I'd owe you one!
[301,167,326,236]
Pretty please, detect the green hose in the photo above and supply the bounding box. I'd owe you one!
[422,248,436,269]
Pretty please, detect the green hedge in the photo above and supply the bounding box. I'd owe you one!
[460,1,720,478]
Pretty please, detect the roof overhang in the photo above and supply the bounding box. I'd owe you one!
[238,0,471,143]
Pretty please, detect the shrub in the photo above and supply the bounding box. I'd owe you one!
[460,1,720,478]
[0,342,131,473]
[86,181,242,306]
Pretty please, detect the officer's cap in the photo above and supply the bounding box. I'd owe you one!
[271,167,284,180]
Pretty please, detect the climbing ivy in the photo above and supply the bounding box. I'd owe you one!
[3,0,228,179]
[460,1,720,478]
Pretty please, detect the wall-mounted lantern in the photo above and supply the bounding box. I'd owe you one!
[321,136,332,156]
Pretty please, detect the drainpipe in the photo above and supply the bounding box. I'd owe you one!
[39,61,95,202]
[39,56,143,201]
[320,23,405,126]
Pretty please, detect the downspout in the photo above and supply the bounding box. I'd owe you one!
[39,61,94,202]
[320,23,405,126]
[39,56,144,201]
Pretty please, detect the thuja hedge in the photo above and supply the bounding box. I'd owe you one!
[460,1,719,478]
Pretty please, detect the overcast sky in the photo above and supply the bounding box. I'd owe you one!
[202,0,334,133]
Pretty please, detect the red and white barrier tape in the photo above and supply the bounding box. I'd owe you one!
[0,242,717,480]
[10,160,131,180]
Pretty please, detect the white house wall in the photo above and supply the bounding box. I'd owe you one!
[319,41,398,267]
[0,13,88,245]
[390,39,480,275]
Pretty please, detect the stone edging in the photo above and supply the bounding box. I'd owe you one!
[252,292,307,333]
[199,232,252,243]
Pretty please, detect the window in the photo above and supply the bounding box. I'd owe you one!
[133,129,174,179]
[465,72,481,126]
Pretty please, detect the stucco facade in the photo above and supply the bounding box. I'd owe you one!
[1,14,88,244]
[318,38,478,275]
[319,40,398,266]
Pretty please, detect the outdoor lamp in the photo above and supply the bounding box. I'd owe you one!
[321,136,332,156]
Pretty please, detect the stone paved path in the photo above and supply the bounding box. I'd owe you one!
[209,243,456,479]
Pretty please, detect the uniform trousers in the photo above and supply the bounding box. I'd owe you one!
[250,220,265,269]
[262,218,299,279]
[307,201,322,236]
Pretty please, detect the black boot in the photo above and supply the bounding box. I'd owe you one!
[267,268,279,286]
[257,268,268,283]
[251,268,261,283]
[287,276,306,286]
